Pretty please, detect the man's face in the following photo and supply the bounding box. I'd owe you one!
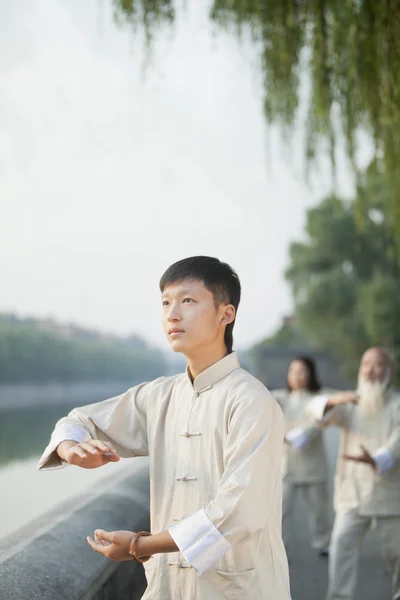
[161,279,233,355]
[358,348,390,383]
[357,348,392,418]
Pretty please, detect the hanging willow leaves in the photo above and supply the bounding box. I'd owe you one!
[113,0,175,45]
[113,0,400,256]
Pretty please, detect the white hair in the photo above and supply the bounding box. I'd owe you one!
[357,368,391,418]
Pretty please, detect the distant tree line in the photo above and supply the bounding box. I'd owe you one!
[0,315,166,384]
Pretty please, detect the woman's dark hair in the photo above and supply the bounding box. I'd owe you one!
[287,356,322,392]
[159,256,241,353]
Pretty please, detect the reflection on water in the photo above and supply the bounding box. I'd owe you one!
[0,403,78,465]
[0,385,139,541]
[0,382,134,466]
[0,456,131,540]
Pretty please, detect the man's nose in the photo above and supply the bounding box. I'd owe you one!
[167,305,181,322]
[364,367,374,379]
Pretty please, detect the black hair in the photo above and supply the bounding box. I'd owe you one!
[159,256,241,353]
[287,356,322,392]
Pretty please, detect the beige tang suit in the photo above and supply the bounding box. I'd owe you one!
[309,390,400,600]
[39,353,291,600]
[272,389,331,551]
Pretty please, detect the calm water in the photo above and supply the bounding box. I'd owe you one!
[0,385,138,541]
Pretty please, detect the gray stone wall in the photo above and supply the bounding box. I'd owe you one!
[0,458,150,600]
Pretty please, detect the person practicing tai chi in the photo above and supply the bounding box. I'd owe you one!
[308,347,400,600]
[272,357,331,557]
[39,256,291,600]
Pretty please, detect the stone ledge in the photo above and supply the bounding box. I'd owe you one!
[0,458,150,600]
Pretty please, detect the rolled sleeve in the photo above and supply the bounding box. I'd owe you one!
[308,394,330,422]
[373,447,395,476]
[169,509,232,575]
[37,424,91,470]
[286,428,309,449]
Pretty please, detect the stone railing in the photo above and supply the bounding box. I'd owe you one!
[0,458,150,600]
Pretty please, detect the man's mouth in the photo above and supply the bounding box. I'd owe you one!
[169,328,185,336]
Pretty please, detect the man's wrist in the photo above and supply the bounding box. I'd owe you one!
[135,534,152,558]
[56,440,79,461]
[135,530,178,558]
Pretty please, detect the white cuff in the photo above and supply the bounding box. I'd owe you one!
[37,424,91,470]
[373,448,394,476]
[308,394,330,422]
[286,428,309,449]
[169,509,232,575]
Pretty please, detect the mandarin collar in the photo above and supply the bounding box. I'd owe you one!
[186,352,240,393]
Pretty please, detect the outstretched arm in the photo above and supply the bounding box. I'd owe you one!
[307,390,358,427]
[38,381,152,470]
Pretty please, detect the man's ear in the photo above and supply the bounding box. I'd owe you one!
[220,304,236,325]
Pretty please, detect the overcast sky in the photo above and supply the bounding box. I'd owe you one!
[0,0,356,352]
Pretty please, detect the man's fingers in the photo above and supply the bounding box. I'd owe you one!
[94,529,114,544]
[87,536,108,555]
[106,454,120,462]
[90,440,118,454]
[72,446,88,459]
[80,442,101,455]
[94,532,111,547]
[85,440,119,455]
[103,442,118,454]
[342,454,361,462]
[343,450,374,468]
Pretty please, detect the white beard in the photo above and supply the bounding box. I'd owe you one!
[357,374,389,418]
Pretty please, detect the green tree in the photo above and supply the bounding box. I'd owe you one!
[113,0,400,256]
[0,317,166,384]
[285,161,400,379]
[251,320,310,352]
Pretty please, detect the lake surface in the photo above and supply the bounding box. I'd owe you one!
[0,383,139,540]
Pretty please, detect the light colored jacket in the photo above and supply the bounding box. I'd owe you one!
[39,353,291,600]
[310,390,400,516]
[272,389,328,484]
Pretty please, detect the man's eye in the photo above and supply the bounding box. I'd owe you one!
[183,298,192,303]
[162,301,169,307]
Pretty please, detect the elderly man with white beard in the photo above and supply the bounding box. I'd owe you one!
[308,347,400,600]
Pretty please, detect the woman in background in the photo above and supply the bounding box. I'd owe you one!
[272,357,331,557]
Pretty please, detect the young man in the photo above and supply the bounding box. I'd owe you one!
[308,347,400,600]
[39,256,291,600]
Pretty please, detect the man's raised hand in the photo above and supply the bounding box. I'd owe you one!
[342,444,377,471]
[57,439,120,469]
